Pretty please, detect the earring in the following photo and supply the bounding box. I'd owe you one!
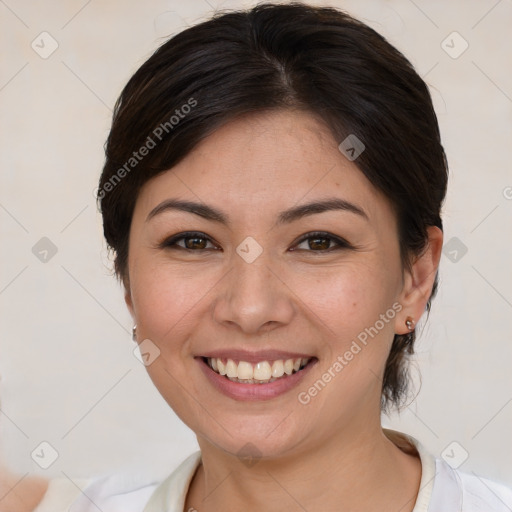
[132,325,137,342]
[405,317,415,331]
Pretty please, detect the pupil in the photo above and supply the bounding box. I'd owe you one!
[310,237,329,250]
[186,237,206,249]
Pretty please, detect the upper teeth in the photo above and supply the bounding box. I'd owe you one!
[208,357,311,382]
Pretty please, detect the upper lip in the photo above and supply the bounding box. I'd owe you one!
[198,349,315,364]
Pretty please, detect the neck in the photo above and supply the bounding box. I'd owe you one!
[186,423,422,512]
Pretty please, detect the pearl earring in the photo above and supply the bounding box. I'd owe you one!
[405,317,415,331]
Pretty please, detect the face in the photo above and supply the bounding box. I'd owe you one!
[125,110,424,459]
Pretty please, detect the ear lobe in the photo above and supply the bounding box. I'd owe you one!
[395,226,443,335]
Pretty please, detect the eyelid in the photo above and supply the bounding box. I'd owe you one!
[159,230,352,253]
[291,231,353,251]
[158,231,220,250]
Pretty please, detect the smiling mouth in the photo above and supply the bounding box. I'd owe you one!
[203,356,314,384]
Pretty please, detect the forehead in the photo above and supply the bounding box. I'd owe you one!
[135,109,393,225]
[185,109,348,185]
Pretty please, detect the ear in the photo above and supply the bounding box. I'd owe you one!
[395,226,443,335]
[123,275,135,319]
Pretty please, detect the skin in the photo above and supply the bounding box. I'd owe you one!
[0,392,47,511]
[0,469,48,512]
[125,109,443,512]
[0,109,442,512]
[2,109,442,512]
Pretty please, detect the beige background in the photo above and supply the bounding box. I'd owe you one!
[1,0,511,485]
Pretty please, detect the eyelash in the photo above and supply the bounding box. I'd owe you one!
[159,231,352,253]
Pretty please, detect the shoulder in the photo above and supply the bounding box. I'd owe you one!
[34,452,202,512]
[431,456,512,511]
[384,430,512,512]
[34,472,159,512]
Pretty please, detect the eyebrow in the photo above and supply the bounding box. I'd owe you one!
[146,197,369,226]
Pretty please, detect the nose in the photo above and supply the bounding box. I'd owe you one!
[212,250,295,335]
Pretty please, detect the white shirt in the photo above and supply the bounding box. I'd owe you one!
[34,430,512,512]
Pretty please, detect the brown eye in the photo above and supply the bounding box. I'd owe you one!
[160,232,219,251]
[184,236,208,250]
[292,232,351,252]
[309,237,331,250]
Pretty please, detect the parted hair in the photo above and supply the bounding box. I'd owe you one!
[98,2,448,411]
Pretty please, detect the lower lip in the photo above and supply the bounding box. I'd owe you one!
[197,357,317,401]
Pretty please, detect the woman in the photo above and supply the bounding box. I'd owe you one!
[7,2,511,511]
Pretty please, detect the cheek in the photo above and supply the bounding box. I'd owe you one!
[128,258,213,415]
[129,256,215,351]
[291,260,397,337]
[293,265,400,409]
[290,260,401,406]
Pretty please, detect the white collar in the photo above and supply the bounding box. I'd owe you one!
[383,429,436,511]
[143,429,436,512]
